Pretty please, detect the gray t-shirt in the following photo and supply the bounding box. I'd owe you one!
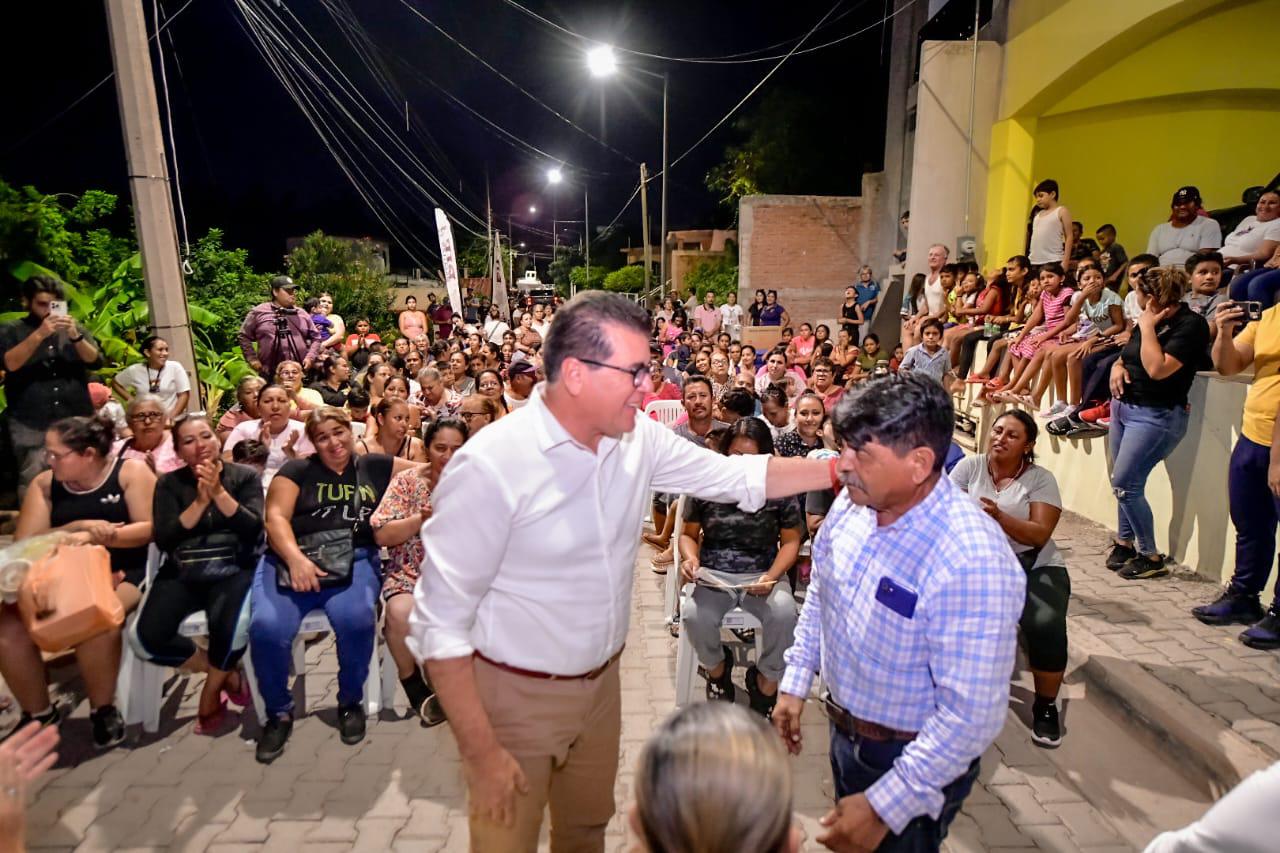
[948,455,1065,570]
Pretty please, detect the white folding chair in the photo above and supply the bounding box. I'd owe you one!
[663,497,686,629]
[674,587,763,707]
[117,545,165,732]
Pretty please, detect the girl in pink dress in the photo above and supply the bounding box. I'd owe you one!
[997,263,1076,406]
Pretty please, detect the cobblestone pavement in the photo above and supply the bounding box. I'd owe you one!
[10,509,1276,851]
[1056,515,1280,760]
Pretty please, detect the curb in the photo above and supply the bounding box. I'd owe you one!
[1072,630,1273,794]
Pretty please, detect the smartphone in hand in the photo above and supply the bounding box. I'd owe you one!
[49,300,68,317]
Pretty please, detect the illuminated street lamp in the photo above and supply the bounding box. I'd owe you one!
[586,45,617,78]
[546,167,563,185]
[587,47,668,299]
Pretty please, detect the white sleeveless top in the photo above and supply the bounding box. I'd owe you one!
[1029,208,1066,265]
[923,274,946,316]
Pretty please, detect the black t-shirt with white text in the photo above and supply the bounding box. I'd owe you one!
[276,454,394,547]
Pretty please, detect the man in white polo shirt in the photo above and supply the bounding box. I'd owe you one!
[410,291,833,852]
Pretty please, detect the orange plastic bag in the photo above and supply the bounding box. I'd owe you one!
[17,544,124,653]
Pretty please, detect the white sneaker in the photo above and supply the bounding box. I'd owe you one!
[1038,401,1070,419]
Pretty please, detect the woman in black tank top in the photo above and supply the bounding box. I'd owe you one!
[2,414,156,748]
[357,397,425,462]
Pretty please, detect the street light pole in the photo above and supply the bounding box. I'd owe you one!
[660,72,669,303]
[584,186,590,295]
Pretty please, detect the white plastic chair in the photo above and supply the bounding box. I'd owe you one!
[643,399,684,426]
[119,545,390,731]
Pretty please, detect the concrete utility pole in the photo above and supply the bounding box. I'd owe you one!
[583,187,590,294]
[659,72,669,303]
[105,0,200,410]
[639,163,652,296]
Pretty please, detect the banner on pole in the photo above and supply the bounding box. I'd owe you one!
[434,208,463,316]
[492,230,510,322]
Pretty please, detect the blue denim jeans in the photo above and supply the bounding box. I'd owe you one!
[1109,400,1190,556]
[828,722,980,853]
[248,548,381,716]
[1228,435,1280,605]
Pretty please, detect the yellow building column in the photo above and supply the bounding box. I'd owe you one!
[982,116,1038,269]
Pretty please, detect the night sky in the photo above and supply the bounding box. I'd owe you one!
[2,0,896,273]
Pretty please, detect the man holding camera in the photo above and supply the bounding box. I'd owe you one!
[238,275,323,378]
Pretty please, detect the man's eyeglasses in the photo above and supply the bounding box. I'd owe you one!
[577,358,649,388]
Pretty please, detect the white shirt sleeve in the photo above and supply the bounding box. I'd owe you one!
[1143,762,1280,853]
[645,419,769,512]
[408,449,516,662]
[168,360,191,393]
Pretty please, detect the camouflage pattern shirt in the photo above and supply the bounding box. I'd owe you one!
[685,494,804,575]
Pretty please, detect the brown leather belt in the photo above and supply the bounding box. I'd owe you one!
[474,646,624,681]
[823,695,917,743]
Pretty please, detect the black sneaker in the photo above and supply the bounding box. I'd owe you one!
[1192,589,1265,626]
[4,705,61,743]
[1031,700,1062,748]
[337,702,366,745]
[1118,554,1169,580]
[1046,409,1083,436]
[701,646,735,703]
[744,665,777,721]
[1240,611,1280,650]
[1105,542,1137,571]
[90,705,125,750]
[255,714,293,764]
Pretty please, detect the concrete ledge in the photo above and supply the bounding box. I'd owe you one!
[1073,629,1273,795]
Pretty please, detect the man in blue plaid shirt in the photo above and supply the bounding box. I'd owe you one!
[775,374,1025,852]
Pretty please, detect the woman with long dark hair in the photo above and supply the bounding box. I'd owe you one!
[371,417,468,725]
[1105,267,1208,579]
[951,411,1070,747]
[131,414,263,733]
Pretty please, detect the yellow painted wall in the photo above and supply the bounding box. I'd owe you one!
[982,0,1280,269]
[1033,95,1280,258]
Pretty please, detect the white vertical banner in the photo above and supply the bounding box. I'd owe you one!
[492,230,510,322]
[434,208,463,316]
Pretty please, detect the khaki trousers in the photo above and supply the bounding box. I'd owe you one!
[469,655,622,853]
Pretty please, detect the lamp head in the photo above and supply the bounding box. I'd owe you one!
[586,44,617,78]
[547,167,563,185]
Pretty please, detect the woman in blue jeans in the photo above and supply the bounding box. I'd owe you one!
[250,406,419,764]
[1105,267,1209,579]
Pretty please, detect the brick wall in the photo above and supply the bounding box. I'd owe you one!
[738,195,866,328]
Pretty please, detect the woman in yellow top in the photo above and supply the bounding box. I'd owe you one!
[274,361,323,419]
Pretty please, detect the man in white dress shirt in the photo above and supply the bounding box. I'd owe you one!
[409,291,833,852]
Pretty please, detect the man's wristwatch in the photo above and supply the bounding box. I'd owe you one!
[69,334,85,342]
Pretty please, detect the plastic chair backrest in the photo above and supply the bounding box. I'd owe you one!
[644,399,684,426]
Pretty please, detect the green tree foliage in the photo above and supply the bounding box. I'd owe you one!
[569,264,607,292]
[457,232,516,280]
[185,228,272,355]
[0,181,138,306]
[286,231,393,334]
[705,90,860,218]
[603,265,646,293]
[1,179,257,414]
[684,254,739,302]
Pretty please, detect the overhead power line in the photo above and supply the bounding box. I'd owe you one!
[497,0,919,65]
[391,0,640,166]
